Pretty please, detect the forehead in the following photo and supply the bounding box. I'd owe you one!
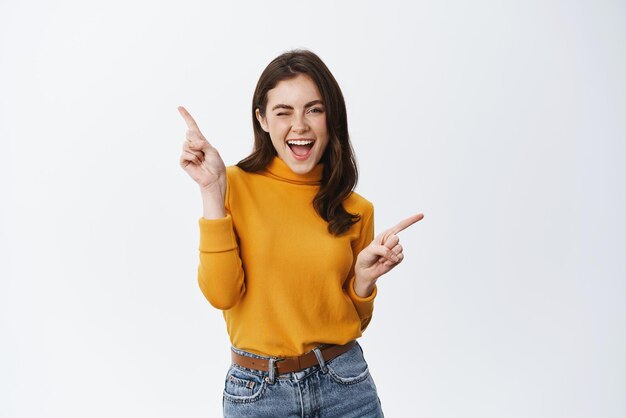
[266,73,322,105]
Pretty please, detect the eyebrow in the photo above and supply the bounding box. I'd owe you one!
[271,99,324,111]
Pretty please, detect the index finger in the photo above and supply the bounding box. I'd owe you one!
[389,213,424,235]
[178,106,201,132]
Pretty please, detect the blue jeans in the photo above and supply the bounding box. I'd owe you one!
[223,340,384,417]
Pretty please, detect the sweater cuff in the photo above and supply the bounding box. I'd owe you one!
[346,276,377,314]
[198,214,238,252]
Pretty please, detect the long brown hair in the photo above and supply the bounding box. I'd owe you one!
[237,49,360,235]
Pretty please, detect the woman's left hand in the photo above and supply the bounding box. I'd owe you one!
[353,213,424,297]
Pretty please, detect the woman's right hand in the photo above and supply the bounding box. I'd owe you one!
[178,106,226,197]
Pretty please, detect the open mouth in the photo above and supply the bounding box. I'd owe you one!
[286,139,315,160]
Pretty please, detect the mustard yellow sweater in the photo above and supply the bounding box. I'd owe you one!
[197,156,377,357]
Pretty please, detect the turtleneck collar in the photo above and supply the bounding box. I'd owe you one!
[263,156,324,185]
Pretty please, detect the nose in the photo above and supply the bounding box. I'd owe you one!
[291,113,309,134]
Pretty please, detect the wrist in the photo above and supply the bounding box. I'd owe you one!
[353,275,376,298]
[199,180,225,197]
[200,188,226,219]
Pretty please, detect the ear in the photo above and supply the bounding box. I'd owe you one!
[255,108,269,133]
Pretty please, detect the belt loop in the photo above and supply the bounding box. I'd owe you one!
[312,347,328,374]
[267,357,276,384]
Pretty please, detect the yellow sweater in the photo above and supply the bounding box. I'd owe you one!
[197,156,377,357]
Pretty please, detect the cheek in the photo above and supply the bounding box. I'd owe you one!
[317,128,329,147]
[311,118,328,136]
[268,119,290,136]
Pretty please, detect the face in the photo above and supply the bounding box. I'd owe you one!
[256,73,329,175]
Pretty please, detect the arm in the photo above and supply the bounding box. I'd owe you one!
[197,174,245,310]
[351,212,425,329]
[177,106,246,310]
[344,204,377,332]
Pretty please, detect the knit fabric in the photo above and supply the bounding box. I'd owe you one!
[197,156,377,357]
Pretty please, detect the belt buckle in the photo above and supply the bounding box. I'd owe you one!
[265,356,285,383]
[272,356,285,372]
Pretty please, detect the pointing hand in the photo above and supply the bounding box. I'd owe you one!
[354,213,424,290]
[178,106,226,196]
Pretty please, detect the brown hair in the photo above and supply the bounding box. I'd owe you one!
[237,49,360,235]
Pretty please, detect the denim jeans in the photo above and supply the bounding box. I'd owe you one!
[222,340,384,417]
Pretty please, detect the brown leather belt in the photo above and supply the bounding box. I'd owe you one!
[231,340,356,375]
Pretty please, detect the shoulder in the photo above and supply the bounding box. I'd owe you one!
[226,165,246,179]
[344,190,374,218]
[225,165,257,186]
[224,165,256,200]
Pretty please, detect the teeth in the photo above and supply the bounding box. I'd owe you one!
[287,140,314,146]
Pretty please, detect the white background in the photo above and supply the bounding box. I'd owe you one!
[1,0,625,417]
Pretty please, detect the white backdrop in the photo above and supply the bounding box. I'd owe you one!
[1,0,625,417]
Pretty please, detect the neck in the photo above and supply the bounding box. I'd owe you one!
[263,156,323,185]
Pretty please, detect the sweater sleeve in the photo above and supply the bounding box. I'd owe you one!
[344,203,377,332]
[197,174,245,310]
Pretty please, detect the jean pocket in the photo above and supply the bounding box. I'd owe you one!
[222,364,267,404]
[326,342,371,385]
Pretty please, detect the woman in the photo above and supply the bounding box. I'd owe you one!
[179,49,423,417]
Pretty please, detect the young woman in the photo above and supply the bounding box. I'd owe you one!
[179,49,423,417]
